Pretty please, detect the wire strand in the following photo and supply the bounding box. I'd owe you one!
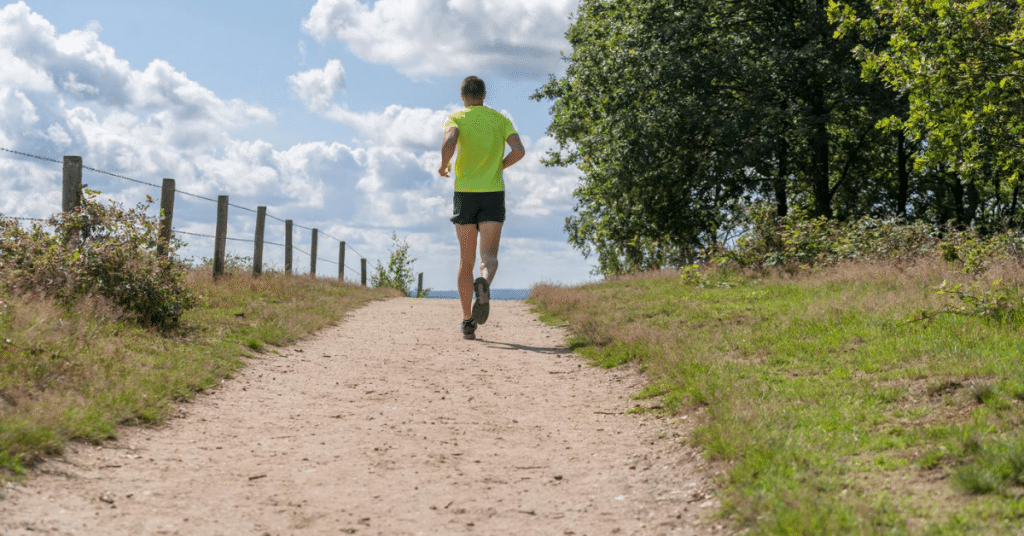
[0,214,50,223]
[1,147,377,271]
[82,165,161,189]
[0,147,62,165]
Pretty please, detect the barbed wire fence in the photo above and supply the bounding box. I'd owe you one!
[0,148,422,292]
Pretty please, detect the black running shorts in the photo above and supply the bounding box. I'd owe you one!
[450,191,506,226]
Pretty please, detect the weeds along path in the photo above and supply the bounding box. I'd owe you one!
[0,298,723,535]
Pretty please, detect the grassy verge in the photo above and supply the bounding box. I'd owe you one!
[529,260,1024,535]
[0,270,397,478]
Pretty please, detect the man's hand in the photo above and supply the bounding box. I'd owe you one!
[502,133,526,170]
[439,127,459,177]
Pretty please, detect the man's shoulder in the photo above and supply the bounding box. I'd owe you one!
[477,107,514,127]
[446,108,470,121]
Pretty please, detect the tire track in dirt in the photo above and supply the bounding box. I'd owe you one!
[0,298,726,535]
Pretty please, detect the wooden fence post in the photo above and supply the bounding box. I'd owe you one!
[253,206,266,277]
[338,241,346,281]
[62,156,82,213]
[310,228,318,278]
[417,272,423,297]
[157,178,175,257]
[213,195,228,280]
[361,258,367,286]
[285,219,293,275]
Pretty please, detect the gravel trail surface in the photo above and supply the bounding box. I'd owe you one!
[0,298,724,535]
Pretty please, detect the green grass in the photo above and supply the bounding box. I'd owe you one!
[529,261,1024,535]
[0,270,396,478]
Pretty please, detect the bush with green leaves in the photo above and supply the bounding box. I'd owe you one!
[371,232,429,297]
[936,230,1024,275]
[0,189,194,328]
[716,204,1024,273]
[718,205,935,271]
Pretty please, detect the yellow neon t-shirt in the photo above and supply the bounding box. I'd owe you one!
[443,106,517,192]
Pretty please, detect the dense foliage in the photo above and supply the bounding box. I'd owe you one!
[833,0,1024,178]
[535,0,1024,276]
[0,190,194,328]
[718,205,1024,274]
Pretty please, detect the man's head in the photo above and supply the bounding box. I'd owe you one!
[461,76,486,105]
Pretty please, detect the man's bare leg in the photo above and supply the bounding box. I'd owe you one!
[455,224,479,322]
[478,221,502,285]
[470,221,502,325]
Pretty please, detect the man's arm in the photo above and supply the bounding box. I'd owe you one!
[503,133,525,169]
[438,127,459,177]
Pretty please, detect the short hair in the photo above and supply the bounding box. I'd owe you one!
[461,76,486,99]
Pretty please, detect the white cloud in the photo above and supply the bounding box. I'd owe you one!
[290,60,456,149]
[288,58,345,114]
[128,59,274,128]
[0,47,53,92]
[506,135,580,218]
[0,154,61,217]
[45,123,71,147]
[303,0,575,78]
[0,88,39,130]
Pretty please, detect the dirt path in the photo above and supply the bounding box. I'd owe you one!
[0,298,724,535]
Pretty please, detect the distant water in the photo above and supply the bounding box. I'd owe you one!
[409,288,531,301]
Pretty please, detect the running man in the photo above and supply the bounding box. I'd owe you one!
[438,76,526,340]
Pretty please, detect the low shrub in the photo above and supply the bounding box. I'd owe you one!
[718,204,1024,274]
[0,190,194,328]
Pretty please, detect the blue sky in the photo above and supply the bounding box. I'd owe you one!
[0,0,595,289]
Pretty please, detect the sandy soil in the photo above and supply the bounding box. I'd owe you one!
[0,298,726,535]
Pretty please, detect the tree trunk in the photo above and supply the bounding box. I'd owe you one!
[810,84,831,218]
[950,173,967,228]
[896,130,909,218]
[965,180,979,227]
[1009,183,1021,226]
[774,135,789,217]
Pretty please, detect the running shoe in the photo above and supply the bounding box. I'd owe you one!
[472,277,490,324]
[461,318,477,340]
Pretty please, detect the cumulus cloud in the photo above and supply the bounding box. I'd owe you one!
[302,0,575,78]
[290,59,457,149]
[0,3,279,191]
[288,58,346,114]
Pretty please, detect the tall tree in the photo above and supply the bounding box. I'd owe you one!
[534,0,750,274]
[536,0,900,274]
[832,0,1024,227]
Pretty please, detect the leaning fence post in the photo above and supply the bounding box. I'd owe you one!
[157,178,175,257]
[310,228,318,278]
[285,219,293,275]
[62,155,82,213]
[338,241,346,281]
[361,258,367,286]
[213,195,229,280]
[253,206,266,277]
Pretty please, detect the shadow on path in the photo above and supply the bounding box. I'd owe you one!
[480,339,571,355]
